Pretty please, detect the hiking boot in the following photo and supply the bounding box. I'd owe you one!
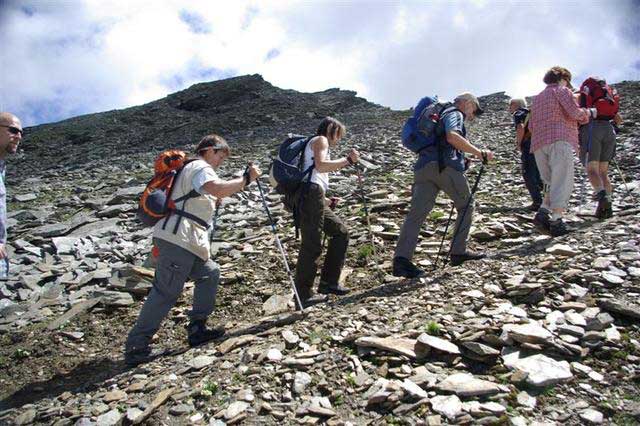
[296,294,328,310]
[392,257,425,278]
[549,219,571,237]
[533,209,551,234]
[187,320,225,348]
[594,190,607,219]
[124,347,163,367]
[450,251,486,266]
[527,202,542,212]
[317,281,350,296]
[603,197,613,218]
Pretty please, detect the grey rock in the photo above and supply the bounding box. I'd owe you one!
[96,409,122,426]
[293,371,312,394]
[436,373,501,397]
[430,394,462,420]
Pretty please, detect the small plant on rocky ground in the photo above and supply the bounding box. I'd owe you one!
[345,374,357,387]
[425,321,441,336]
[13,348,30,360]
[357,244,374,260]
[200,381,219,398]
[333,393,345,407]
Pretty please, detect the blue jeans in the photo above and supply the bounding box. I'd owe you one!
[0,257,8,278]
[521,139,543,206]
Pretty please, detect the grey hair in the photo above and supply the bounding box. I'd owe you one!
[509,98,527,108]
[453,92,477,104]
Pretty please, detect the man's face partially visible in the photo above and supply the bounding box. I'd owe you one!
[0,116,23,156]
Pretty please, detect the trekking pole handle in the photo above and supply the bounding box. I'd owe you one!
[481,150,489,165]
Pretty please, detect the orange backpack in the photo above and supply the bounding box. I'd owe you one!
[137,150,201,227]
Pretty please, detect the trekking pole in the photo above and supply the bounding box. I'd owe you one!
[210,202,221,242]
[255,178,304,312]
[445,155,487,263]
[580,119,593,207]
[612,158,636,200]
[356,166,379,263]
[433,204,455,270]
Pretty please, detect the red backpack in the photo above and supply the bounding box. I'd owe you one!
[137,150,200,227]
[579,77,620,120]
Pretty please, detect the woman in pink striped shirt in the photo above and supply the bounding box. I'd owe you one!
[529,66,596,236]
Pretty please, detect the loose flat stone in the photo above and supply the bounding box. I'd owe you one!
[461,341,500,357]
[14,409,37,426]
[546,244,579,256]
[103,389,127,402]
[282,329,300,348]
[507,354,573,387]
[189,355,214,370]
[224,401,249,420]
[400,378,428,399]
[601,272,624,285]
[592,257,612,269]
[565,311,587,327]
[599,300,640,320]
[579,408,603,424]
[218,335,258,354]
[480,402,506,415]
[417,333,460,354]
[307,406,337,417]
[96,409,122,426]
[355,336,420,358]
[265,348,283,362]
[604,326,621,342]
[436,373,501,397]
[586,313,614,331]
[557,324,585,337]
[506,322,552,345]
[293,371,312,394]
[262,294,290,316]
[430,394,462,420]
[15,193,38,202]
[516,391,536,409]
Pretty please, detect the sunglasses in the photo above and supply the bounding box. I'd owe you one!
[0,125,23,137]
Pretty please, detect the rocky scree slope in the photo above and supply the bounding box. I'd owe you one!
[0,77,639,425]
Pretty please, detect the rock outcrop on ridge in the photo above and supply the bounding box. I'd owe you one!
[0,75,639,425]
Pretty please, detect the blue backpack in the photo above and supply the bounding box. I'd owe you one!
[401,96,455,153]
[269,135,314,194]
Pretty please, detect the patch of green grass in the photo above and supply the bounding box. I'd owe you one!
[333,393,345,407]
[611,414,637,425]
[613,351,629,360]
[230,373,243,385]
[345,374,357,387]
[13,348,30,360]
[429,210,445,220]
[308,328,330,343]
[425,321,441,336]
[357,243,374,260]
[383,415,403,425]
[542,387,556,397]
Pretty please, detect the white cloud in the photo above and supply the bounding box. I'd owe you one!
[0,0,638,126]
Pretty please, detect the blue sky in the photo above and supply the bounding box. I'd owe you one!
[1,0,639,127]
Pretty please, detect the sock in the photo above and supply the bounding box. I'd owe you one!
[593,185,603,193]
[551,212,562,221]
